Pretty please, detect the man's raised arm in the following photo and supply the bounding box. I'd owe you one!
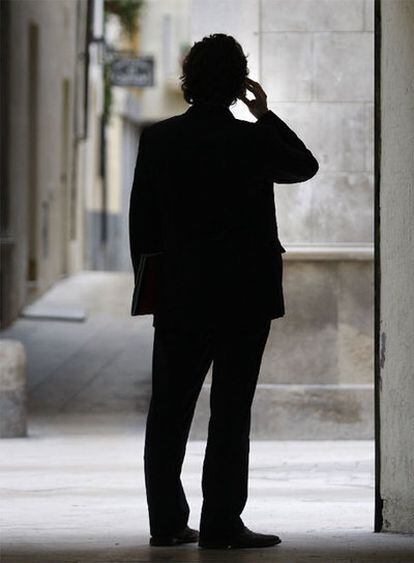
[240,78,319,184]
[255,109,319,184]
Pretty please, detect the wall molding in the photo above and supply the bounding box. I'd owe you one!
[283,243,374,260]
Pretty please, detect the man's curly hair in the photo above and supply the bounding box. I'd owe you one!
[180,34,249,107]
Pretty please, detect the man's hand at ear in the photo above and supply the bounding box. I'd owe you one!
[238,78,269,119]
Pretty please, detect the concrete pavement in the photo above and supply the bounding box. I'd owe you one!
[1,272,413,561]
[1,413,414,562]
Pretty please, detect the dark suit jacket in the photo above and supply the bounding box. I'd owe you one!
[129,103,319,329]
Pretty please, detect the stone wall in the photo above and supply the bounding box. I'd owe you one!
[189,0,374,439]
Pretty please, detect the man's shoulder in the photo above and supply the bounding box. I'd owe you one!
[146,111,257,129]
[233,116,260,131]
[142,110,261,145]
[143,114,185,136]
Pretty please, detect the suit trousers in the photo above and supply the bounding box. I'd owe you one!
[143,318,271,539]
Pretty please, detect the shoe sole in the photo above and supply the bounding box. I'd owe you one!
[199,537,282,549]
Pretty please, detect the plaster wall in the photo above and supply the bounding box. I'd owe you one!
[3,0,103,323]
[7,1,77,297]
[137,0,191,121]
[89,90,140,271]
[100,1,191,270]
[379,0,414,534]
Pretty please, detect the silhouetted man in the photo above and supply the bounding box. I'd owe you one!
[129,33,319,549]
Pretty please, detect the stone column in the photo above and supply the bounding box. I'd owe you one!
[0,340,27,438]
[378,0,414,534]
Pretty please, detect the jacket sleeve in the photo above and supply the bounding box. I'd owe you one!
[254,109,319,184]
[128,127,163,281]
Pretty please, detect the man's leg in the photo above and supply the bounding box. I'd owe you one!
[199,319,271,539]
[144,325,213,537]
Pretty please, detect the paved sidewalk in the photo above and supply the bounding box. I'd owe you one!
[1,272,154,415]
[1,413,414,562]
[1,273,413,562]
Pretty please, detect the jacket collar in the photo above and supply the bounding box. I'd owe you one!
[185,102,235,120]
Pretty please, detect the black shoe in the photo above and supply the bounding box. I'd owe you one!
[199,525,282,549]
[150,525,199,546]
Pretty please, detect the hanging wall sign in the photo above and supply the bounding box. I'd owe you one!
[110,56,154,87]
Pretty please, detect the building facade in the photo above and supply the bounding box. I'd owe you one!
[1,0,105,327]
[89,0,191,270]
